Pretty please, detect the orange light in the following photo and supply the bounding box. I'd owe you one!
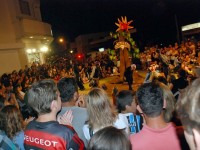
[59,38,64,43]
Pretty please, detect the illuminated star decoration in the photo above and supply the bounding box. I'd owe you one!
[115,16,133,32]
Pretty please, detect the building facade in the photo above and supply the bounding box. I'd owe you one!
[71,32,111,54]
[0,0,53,75]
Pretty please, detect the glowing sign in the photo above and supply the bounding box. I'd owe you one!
[99,48,104,52]
[182,22,200,31]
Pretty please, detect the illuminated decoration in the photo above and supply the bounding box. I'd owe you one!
[26,49,32,53]
[26,46,48,54]
[32,49,36,53]
[114,41,130,50]
[115,16,133,32]
[40,46,48,52]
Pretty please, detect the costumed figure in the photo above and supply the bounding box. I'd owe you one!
[112,16,135,82]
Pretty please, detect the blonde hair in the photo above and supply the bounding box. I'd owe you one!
[177,78,200,134]
[159,82,175,122]
[86,88,117,130]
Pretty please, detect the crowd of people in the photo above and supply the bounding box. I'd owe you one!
[0,39,200,149]
[142,40,200,98]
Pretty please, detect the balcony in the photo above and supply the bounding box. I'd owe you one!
[21,18,52,38]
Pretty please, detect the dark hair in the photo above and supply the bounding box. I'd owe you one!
[153,76,168,85]
[0,95,5,110]
[1,105,24,138]
[88,126,131,150]
[136,82,163,117]
[13,84,23,100]
[57,78,78,103]
[0,112,6,131]
[116,90,135,113]
[3,80,11,87]
[178,69,187,78]
[27,79,57,115]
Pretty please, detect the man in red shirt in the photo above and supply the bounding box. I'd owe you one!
[130,82,182,150]
[24,79,85,150]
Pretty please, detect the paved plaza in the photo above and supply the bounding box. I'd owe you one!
[79,70,146,97]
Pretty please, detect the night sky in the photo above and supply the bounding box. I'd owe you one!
[40,0,200,46]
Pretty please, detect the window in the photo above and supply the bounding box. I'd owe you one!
[19,0,31,16]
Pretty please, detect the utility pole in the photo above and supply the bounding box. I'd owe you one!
[175,14,180,44]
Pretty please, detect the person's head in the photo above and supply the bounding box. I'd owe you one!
[159,82,175,122]
[86,88,116,129]
[1,105,24,138]
[136,82,163,117]
[27,79,60,115]
[4,80,13,92]
[176,78,200,150]
[57,78,79,103]
[13,84,22,93]
[116,90,136,114]
[178,69,187,78]
[131,64,136,70]
[88,126,131,150]
[153,76,168,85]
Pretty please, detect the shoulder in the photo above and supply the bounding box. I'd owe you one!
[72,106,87,112]
[0,130,18,149]
[83,124,91,141]
[114,114,129,130]
[129,130,144,147]
[69,107,88,118]
[13,131,24,140]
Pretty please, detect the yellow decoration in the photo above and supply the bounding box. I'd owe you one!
[114,41,131,50]
[115,16,133,32]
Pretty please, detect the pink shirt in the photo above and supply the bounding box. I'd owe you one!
[130,123,182,150]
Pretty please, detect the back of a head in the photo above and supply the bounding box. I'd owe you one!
[177,78,200,135]
[27,79,57,115]
[159,82,175,122]
[57,77,78,103]
[1,105,24,138]
[136,82,163,117]
[87,88,111,113]
[86,88,115,128]
[116,90,135,113]
[178,69,187,78]
[88,126,131,150]
[153,76,168,85]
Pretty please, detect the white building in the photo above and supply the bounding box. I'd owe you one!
[0,0,53,75]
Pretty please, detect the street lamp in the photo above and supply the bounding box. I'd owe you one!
[59,38,64,43]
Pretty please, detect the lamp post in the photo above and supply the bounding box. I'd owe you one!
[58,37,67,51]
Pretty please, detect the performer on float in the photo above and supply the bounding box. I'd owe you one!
[113,16,134,83]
